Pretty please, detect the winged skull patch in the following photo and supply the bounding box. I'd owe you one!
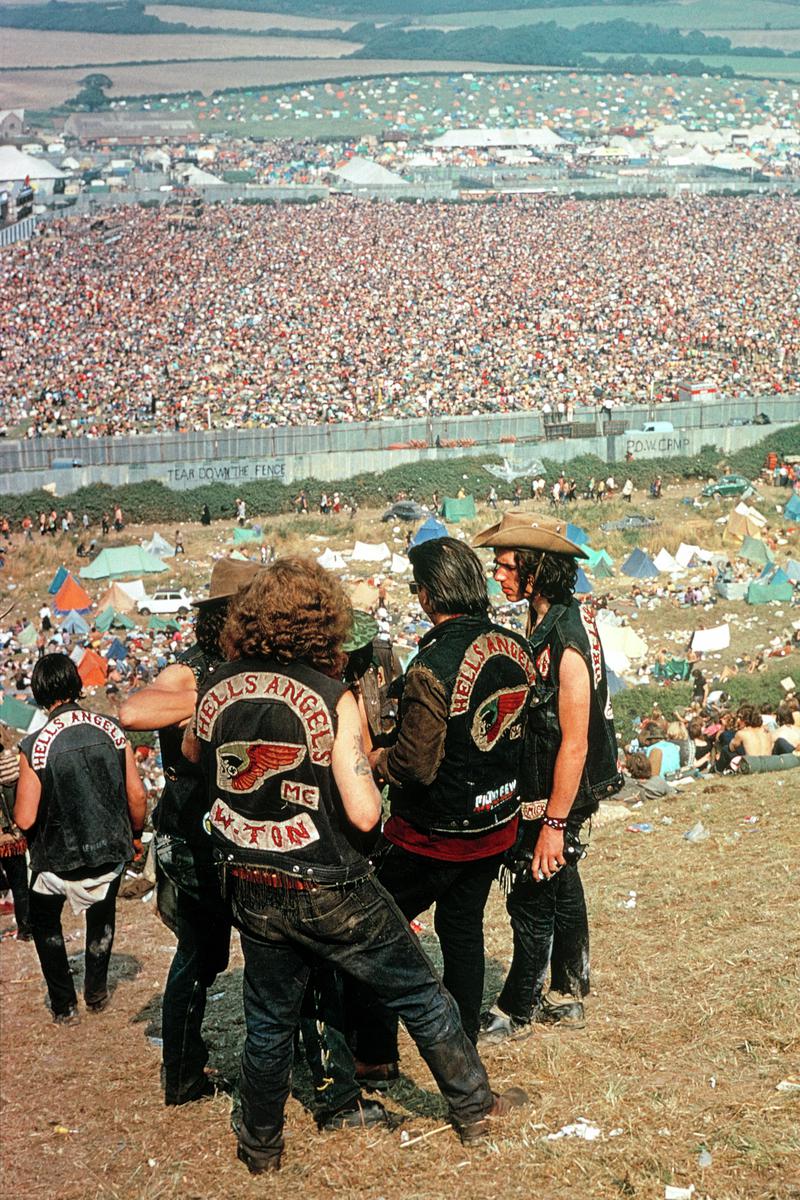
[471,687,529,751]
[216,741,306,794]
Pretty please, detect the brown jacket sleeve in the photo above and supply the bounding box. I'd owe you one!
[373,664,448,789]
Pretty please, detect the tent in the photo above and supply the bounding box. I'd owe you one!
[48,566,69,595]
[621,548,659,579]
[147,615,179,632]
[391,554,410,574]
[80,547,167,579]
[106,637,128,662]
[652,658,691,681]
[738,536,773,566]
[747,580,795,605]
[575,567,593,594]
[0,694,46,733]
[411,517,448,547]
[785,559,800,583]
[53,574,92,615]
[726,502,768,542]
[606,669,627,697]
[716,580,748,601]
[580,545,613,568]
[96,607,135,632]
[18,623,38,648]
[675,543,702,568]
[592,558,614,580]
[597,623,648,673]
[691,624,731,653]
[566,523,588,546]
[232,527,260,544]
[317,548,346,571]
[96,582,137,613]
[351,542,390,563]
[141,531,175,558]
[653,548,682,573]
[441,496,477,522]
[60,609,90,636]
[785,492,800,521]
[77,648,107,687]
[349,581,379,609]
[759,565,791,587]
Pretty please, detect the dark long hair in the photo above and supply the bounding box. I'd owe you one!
[409,537,488,616]
[514,550,577,606]
[31,652,83,709]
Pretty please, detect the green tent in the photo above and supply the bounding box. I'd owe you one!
[147,615,180,632]
[739,536,773,566]
[232,527,261,544]
[18,623,38,647]
[746,581,795,605]
[95,606,115,632]
[591,558,614,579]
[441,496,477,523]
[0,694,41,732]
[80,546,168,579]
[580,544,614,568]
[652,658,691,681]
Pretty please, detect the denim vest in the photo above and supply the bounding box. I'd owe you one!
[196,657,368,881]
[390,615,535,835]
[21,703,133,875]
[524,600,622,818]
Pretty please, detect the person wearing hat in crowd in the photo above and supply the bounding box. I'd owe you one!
[120,557,263,1103]
[349,537,536,1084]
[473,513,622,1042]
[342,610,402,751]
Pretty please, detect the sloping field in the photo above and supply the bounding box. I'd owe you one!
[145,5,357,32]
[419,0,800,29]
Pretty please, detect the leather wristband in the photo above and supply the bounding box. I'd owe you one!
[542,814,567,831]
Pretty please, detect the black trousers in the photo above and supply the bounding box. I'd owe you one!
[351,841,503,1060]
[29,872,122,1017]
[0,852,31,936]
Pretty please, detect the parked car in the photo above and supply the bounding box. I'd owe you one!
[136,588,193,616]
[701,474,757,500]
[381,501,430,522]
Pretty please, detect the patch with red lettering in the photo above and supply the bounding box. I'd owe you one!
[579,605,603,688]
[449,633,535,716]
[536,647,551,681]
[210,797,320,852]
[216,741,306,794]
[471,687,529,751]
[196,671,334,765]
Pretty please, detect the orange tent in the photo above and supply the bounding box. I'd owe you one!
[77,648,107,688]
[53,574,92,615]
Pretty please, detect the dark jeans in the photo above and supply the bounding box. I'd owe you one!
[161,886,231,1104]
[498,860,590,1024]
[352,842,503,1059]
[298,965,362,1119]
[29,871,122,1016]
[1,853,31,936]
[230,872,493,1166]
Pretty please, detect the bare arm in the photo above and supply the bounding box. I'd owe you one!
[13,753,41,832]
[332,690,382,834]
[124,742,147,835]
[181,718,202,764]
[532,648,590,880]
[118,663,197,731]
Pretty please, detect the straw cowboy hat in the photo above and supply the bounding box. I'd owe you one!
[473,512,587,558]
[192,558,264,608]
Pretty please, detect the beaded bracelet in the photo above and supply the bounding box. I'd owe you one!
[542,814,568,831]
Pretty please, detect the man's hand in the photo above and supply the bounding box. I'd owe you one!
[531,824,566,881]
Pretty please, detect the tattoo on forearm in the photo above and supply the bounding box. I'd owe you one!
[353,732,372,777]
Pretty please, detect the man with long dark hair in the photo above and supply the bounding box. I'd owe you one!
[473,513,622,1041]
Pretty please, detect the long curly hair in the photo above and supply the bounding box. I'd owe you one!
[221,557,351,674]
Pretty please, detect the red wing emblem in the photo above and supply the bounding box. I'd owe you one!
[217,741,306,794]
[471,687,529,751]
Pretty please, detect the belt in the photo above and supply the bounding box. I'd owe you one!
[231,866,317,891]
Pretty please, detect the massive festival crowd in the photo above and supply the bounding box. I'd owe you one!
[2,194,799,439]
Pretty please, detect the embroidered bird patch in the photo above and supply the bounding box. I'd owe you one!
[471,687,529,751]
[216,741,306,793]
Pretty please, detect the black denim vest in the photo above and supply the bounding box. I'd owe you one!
[21,703,133,874]
[524,600,622,817]
[197,657,368,880]
[390,615,535,835]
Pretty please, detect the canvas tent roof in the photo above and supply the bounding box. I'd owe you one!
[566,523,588,546]
[597,623,648,673]
[48,566,69,595]
[785,492,800,521]
[441,496,476,522]
[0,145,65,182]
[411,517,448,547]
[391,553,410,574]
[53,574,92,614]
[148,615,179,632]
[653,548,682,573]
[738,536,773,565]
[785,559,800,583]
[18,623,38,647]
[96,582,137,613]
[60,609,90,635]
[317,548,346,571]
[105,637,128,661]
[621,548,659,579]
[80,546,167,579]
[349,581,379,609]
[77,648,107,687]
[141,531,175,558]
[232,527,260,544]
[0,693,46,733]
[333,156,406,186]
[580,545,612,568]
[726,502,767,542]
[351,541,390,563]
[747,580,794,605]
[591,558,614,579]
[575,567,593,594]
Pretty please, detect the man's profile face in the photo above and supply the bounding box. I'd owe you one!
[493,553,525,603]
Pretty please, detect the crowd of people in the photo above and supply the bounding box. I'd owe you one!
[2,194,799,439]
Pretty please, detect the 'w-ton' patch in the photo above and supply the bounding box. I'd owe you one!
[471,687,528,751]
[216,741,306,794]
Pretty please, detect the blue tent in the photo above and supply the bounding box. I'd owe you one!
[621,547,659,579]
[575,567,593,594]
[61,609,90,635]
[607,669,627,696]
[759,565,791,587]
[567,523,588,546]
[785,492,800,521]
[785,559,800,583]
[105,637,128,661]
[48,566,69,595]
[411,516,448,547]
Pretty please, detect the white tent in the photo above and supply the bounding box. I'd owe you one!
[653,548,683,573]
[675,543,702,568]
[333,157,405,187]
[598,623,648,674]
[691,624,730,654]
[429,127,566,150]
[0,145,66,183]
[390,553,410,574]
[116,578,146,601]
[141,531,175,558]
[351,541,391,563]
[317,547,346,571]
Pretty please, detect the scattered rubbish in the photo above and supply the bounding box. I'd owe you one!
[776,1078,800,1093]
[741,815,759,825]
[626,823,653,834]
[698,1149,712,1167]
[53,1125,78,1135]
[620,891,637,909]
[547,1118,602,1141]
[400,1124,451,1148]
[709,1076,717,1089]
[665,1187,695,1200]
[683,822,710,843]
[147,1036,163,1048]
[147,1158,157,1168]
[661,816,674,825]
[209,992,225,1002]
[410,919,426,935]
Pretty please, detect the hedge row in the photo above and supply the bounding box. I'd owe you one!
[4,425,799,525]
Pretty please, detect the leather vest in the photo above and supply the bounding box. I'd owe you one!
[525,600,622,817]
[21,703,133,875]
[196,657,367,880]
[390,615,535,835]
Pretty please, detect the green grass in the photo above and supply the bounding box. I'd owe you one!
[419,0,800,31]
[591,48,800,79]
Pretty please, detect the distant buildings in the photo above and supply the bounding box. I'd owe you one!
[63,112,199,146]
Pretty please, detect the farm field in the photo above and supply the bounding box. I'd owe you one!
[418,0,800,30]
[590,49,800,81]
[145,4,356,31]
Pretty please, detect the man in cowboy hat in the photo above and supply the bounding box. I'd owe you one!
[472,513,622,1042]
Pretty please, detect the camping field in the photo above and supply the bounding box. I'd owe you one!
[1,482,799,1199]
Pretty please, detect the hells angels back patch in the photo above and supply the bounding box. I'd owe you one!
[471,686,528,751]
[216,741,306,794]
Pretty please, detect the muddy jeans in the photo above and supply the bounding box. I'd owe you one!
[231,872,493,1167]
[29,871,122,1016]
[498,857,590,1023]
